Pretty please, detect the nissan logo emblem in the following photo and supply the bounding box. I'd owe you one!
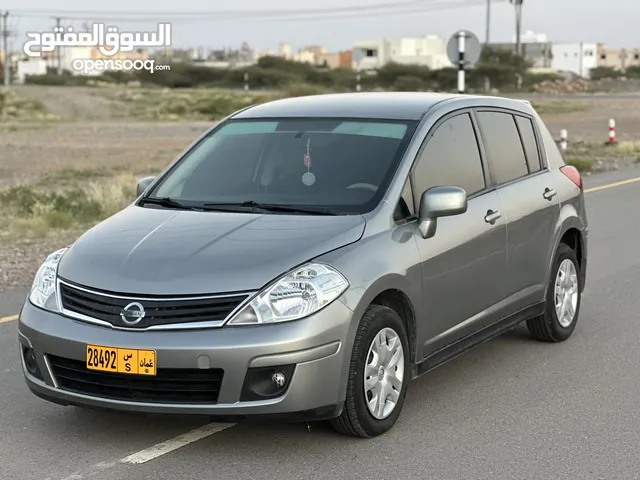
[120,302,146,326]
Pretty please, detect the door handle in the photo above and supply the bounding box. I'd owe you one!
[543,188,557,200]
[484,209,501,224]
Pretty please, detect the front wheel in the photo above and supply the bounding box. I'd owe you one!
[329,305,410,438]
[527,243,582,342]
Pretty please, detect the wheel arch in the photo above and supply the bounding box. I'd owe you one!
[547,215,587,296]
[343,274,421,378]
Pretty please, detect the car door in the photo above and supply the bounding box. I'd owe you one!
[474,109,561,314]
[410,110,509,358]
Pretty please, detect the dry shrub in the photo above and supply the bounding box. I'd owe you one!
[0,173,137,240]
[0,90,62,121]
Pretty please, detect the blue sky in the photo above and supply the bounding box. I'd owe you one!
[4,0,638,53]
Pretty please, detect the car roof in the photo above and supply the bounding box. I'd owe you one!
[231,92,452,121]
[232,92,533,121]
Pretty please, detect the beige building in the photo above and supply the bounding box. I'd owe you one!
[597,44,640,70]
[352,36,451,70]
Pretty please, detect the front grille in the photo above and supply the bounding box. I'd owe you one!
[59,280,249,329]
[48,355,224,404]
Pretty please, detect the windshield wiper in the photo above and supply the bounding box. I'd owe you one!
[139,197,194,210]
[202,201,337,215]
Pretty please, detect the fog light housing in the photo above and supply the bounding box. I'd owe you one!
[271,371,286,388]
[22,346,43,380]
[240,364,295,402]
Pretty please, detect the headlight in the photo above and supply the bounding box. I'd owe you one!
[227,262,349,325]
[29,247,68,312]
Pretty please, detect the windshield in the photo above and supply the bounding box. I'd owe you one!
[145,117,418,214]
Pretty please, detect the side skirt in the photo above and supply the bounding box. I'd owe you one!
[414,301,546,378]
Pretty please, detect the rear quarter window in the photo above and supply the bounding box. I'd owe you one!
[535,116,565,169]
[515,115,542,173]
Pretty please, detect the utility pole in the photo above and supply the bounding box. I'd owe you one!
[510,0,524,57]
[485,0,491,45]
[55,17,62,75]
[1,10,9,86]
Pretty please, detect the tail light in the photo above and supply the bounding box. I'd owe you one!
[560,165,583,191]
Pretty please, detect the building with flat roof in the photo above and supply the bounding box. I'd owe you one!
[551,43,598,78]
[352,36,451,70]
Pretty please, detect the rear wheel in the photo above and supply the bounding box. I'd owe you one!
[527,243,581,342]
[330,305,410,438]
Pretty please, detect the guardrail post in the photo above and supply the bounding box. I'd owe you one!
[559,129,568,151]
[606,118,616,145]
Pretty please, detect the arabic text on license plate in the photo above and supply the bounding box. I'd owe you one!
[86,344,156,376]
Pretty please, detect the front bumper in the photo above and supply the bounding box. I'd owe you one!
[18,298,355,421]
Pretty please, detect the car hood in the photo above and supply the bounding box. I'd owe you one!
[58,205,366,295]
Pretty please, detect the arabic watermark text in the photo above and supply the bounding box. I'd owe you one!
[23,23,172,58]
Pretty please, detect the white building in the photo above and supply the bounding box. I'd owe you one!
[352,36,451,70]
[44,46,103,75]
[16,59,48,84]
[551,42,598,78]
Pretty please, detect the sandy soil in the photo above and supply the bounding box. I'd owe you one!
[0,121,210,188]
[519,94,640,143]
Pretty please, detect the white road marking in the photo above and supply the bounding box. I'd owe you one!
[54,423,235,479]
[119,422,234,465]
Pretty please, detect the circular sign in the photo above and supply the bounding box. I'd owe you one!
[302,172,316,186]
[446,30,482,66]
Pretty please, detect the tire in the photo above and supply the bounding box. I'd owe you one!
[329,304,410,438]
[527,243,582,342]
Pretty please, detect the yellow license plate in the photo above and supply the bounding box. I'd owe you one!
[86,344,156,376]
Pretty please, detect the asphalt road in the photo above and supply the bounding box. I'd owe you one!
[1,168,640,480]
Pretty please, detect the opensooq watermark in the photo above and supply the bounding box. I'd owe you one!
[22,22,172,73]
[71,58,169,74]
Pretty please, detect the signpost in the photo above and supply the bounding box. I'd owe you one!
[352,49,365,92]
[446,30,482,94]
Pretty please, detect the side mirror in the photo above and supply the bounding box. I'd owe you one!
[417,186,468,239]
[136,176,156,197]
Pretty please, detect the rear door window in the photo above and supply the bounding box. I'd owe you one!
[475,111,528,185]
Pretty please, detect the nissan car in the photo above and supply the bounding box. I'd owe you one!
[18,92,588,438]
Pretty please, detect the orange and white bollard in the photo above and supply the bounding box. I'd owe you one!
[607,118,616,145]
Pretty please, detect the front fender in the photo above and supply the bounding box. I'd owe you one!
[315,223,423,366]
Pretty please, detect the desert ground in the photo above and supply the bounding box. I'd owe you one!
[1,85,640,291]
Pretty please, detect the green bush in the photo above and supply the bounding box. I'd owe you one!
[0,185,103,222]
[113,88,271,120]
[564,156,594,172]
[392,75,425,91]
[280,83,337,97]
[625,66,640,79]
[589,66,622,80]
[0,175,136,237]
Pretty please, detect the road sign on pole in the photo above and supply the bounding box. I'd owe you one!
[446,30,482,94]
[352,49,365,69]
